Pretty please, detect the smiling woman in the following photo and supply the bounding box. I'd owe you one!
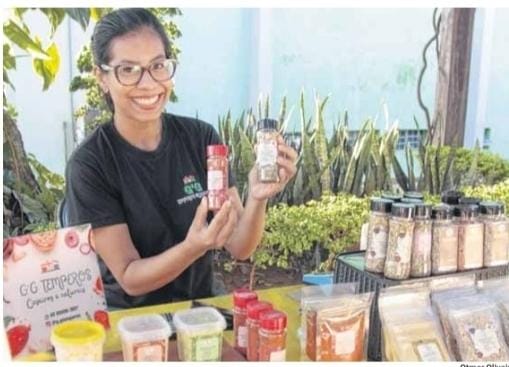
[64,8,298,309]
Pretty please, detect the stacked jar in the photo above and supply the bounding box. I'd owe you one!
[410,202,433,277]
[233,289,258,355]
[454,204,484,271]
[258,310,287,362]
[431,204,458,275]
[384,203,415,280]
[480,201,509,267]
[365,198,393,273]
[246,301,273,361]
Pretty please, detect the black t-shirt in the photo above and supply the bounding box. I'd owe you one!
[65,113,235,308]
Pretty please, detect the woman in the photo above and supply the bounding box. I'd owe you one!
[65,8,297,309]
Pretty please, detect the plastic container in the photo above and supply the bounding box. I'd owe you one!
[256,118,279,182]
[365,198,393,273]
[117,314,172,361]
[411,203,433,277]
[384,203,415,280]
[455,204,484,271]
[431,204,459,275]
[173,307,226,361]
[480,201,509,267]
[50,320,105,361]
[258,310,287,361]
[207,144,229,211]
[246,301,273,361]
[233,289,258,355]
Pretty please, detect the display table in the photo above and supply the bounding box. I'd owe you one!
[20,284,302,362]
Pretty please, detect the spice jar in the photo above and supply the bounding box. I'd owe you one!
[384,203,415,280]
[258,310,287,361]
[233,289,258,355]
[365,198,393,273]
[207,145,229,211]
[480,201,509,267]
[431,204,458,275]
[246,301,273,361]
[410,203,433,277]
[455,204,484,271]
[404,191,424,201]
[256,118,279,182]
[441,190,464,205]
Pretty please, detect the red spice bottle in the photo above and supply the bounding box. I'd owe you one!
[206,144,229,211]
[246,301,273,361]
[258,310,287,362]
[233,289,258,355]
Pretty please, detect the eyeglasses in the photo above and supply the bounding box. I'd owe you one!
[100,58,177,86]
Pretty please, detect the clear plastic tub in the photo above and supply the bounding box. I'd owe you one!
[117,314,172,361]
[173,307,226,361]
[50,320,105,361]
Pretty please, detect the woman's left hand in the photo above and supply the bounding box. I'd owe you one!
[248,135,298,201]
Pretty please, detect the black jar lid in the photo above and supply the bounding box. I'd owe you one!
[453,204,480,217]
[381,192,402,202]
[441,190,464,205]
[458,197,482,205]
[370,197,393,213]
[391,203,415,219]
[432,204,453,220]
[479,201,505,216]
[401,198,423,204]
[403,191,424,201]
[257,118,278,130]
[414,202,432,219]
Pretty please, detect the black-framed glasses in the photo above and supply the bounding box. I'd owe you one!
[100,58,177,86]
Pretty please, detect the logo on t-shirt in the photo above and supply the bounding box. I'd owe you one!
[177,174,205,205]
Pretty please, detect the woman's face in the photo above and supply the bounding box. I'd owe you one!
[97,27,173,125]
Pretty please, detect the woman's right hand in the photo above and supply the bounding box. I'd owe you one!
[185,197,238,254]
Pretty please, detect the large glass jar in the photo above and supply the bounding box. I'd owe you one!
[480,201,509,267]
[410,202,432,277]
[455,204,483,271]
[431,204,458,275]
[384,203,415,280]
[365,198,393,273]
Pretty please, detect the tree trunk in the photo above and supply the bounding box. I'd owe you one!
[433,8,476,146]
[3,100,39,192]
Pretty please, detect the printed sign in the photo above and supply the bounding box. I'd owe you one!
[3,224,109,358]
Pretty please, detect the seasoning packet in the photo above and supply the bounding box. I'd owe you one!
[313,293,373,361]
[447,294,509,361]
[477,277,509,345]
[431,285,478,360]
[299,283,358,361]
[379,285,450,361]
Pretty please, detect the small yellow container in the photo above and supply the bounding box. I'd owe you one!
[50,320,106,361]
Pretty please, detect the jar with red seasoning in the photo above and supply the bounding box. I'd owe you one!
[246,301,273,361]
[233,289,258,355]
[207,144,229,211]
[258,310,287,362]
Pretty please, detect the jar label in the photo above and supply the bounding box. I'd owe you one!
[256,142,278,166]
[485,222,509,264]
[334,329,356,355]
[434,226,458,271]
[195,336,221,361]
[368,220,388,260]
[269,349,286,361]
[237,325,248,348]
[133,340,166,361]
[461,225,484,268]
[208,170,224,190]
[469,327,501,357]
[415,342,444,361]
